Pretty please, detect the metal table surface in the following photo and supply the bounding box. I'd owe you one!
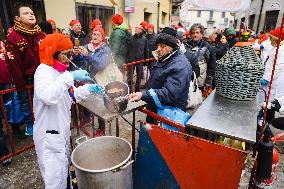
[186,90,257,143]
[79,94,146,122]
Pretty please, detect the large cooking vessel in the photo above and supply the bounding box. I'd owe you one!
[71,136,133,189]
[103,81,129,113]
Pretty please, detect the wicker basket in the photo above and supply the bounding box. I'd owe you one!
[215,45,264,101]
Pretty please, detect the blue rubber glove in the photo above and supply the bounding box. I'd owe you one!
[71,70,91,81]
[88,84,105,94]
[261,79,269,87]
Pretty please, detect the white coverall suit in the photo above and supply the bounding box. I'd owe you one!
[262,44,284,103]
[33,63,91,189]
[253,39,273,64]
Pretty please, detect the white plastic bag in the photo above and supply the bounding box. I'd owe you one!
[187,71,203,108]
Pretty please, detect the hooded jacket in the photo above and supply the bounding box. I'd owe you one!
[109,24,132,67]
[0,41,12,84]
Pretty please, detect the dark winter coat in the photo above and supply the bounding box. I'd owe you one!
[146,33,158,58]
[141,50,192,114]
[129,33,148,62]
[109,25,131,67]
[216,43,229,60]
[69,30,86,46]
[184,39,216,85]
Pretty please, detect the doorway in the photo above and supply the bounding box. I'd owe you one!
[263,10,279,32]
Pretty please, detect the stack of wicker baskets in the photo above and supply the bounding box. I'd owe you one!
[215,45,264,101]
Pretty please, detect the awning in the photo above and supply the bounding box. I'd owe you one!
[181,0,251,12]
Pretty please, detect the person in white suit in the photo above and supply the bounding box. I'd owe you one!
[33,33,104,188]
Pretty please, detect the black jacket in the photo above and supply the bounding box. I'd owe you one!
[184,39,216,83]
[69,30,86,46]
[141,51,192,113]
[146,33,158,58]
[216,43,229,60]
[129,33,148,62]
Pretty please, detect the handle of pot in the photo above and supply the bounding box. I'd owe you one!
[121,160,134,170]
[75,136,88,146]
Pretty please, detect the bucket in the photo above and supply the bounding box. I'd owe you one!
[71,136,133,189]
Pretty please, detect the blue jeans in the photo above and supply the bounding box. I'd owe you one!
[16,89,33,128]
[0,84,11,157]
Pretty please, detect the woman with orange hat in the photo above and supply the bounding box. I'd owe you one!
[33,33,104,188]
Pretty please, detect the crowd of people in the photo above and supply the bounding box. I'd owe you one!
[0,3,284,188]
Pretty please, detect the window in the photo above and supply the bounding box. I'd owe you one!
[162,12,167,24]
[144,12,152,23]
[222,12,225,18]
[264,10,280,32]
[197,10,201,17]
[76,3,114,35]
[249,14,255,29]
[209,11,214,18]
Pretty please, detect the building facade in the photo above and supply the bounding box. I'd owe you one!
[234,0,284,33]
[0,0,171,39]
[179,0,234,30]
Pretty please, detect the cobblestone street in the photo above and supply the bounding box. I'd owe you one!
[0,112,284,189]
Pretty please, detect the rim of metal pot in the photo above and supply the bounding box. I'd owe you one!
[104,81,130,99]
[71,136,133,173]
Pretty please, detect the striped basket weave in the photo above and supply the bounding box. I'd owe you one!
[215,45,264,101]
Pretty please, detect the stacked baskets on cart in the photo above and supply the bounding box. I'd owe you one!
[215,45,264,101]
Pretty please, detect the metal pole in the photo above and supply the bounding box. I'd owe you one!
[256,0,265,33]
[157,1,160,30]
[261,13,284,133]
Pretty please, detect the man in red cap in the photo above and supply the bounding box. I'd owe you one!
[69,19,86,70]
[109,13,132,68]
[69,19,86,46]
[140,21,148,35]
[5,4,45,136]
[146,24,158,72]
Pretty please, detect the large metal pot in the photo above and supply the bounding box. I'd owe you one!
[71,136,133,189]
[103,81,129,113]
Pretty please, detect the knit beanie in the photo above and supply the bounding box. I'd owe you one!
[155,27,178,49]
[140,21,148,29]
[92,26,106,42]
[112,14,123,25]
[91,19,102,29]
[40,33,73,66]
[69,20,80,27]
[147,24,154,30]
[270,27,284,40]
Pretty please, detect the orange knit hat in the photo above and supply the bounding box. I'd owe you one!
[39,33,73,66]
[270,27,284,40]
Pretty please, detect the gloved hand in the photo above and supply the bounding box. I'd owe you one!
[71,70,91,81]
[88,84,105,94]
[261,79,269,87]
[262,99,281,123]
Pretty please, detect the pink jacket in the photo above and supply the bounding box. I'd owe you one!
[0,41,12,84]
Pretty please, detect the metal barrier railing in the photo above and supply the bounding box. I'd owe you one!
[0,85,34,162]
[121,58,156,93]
